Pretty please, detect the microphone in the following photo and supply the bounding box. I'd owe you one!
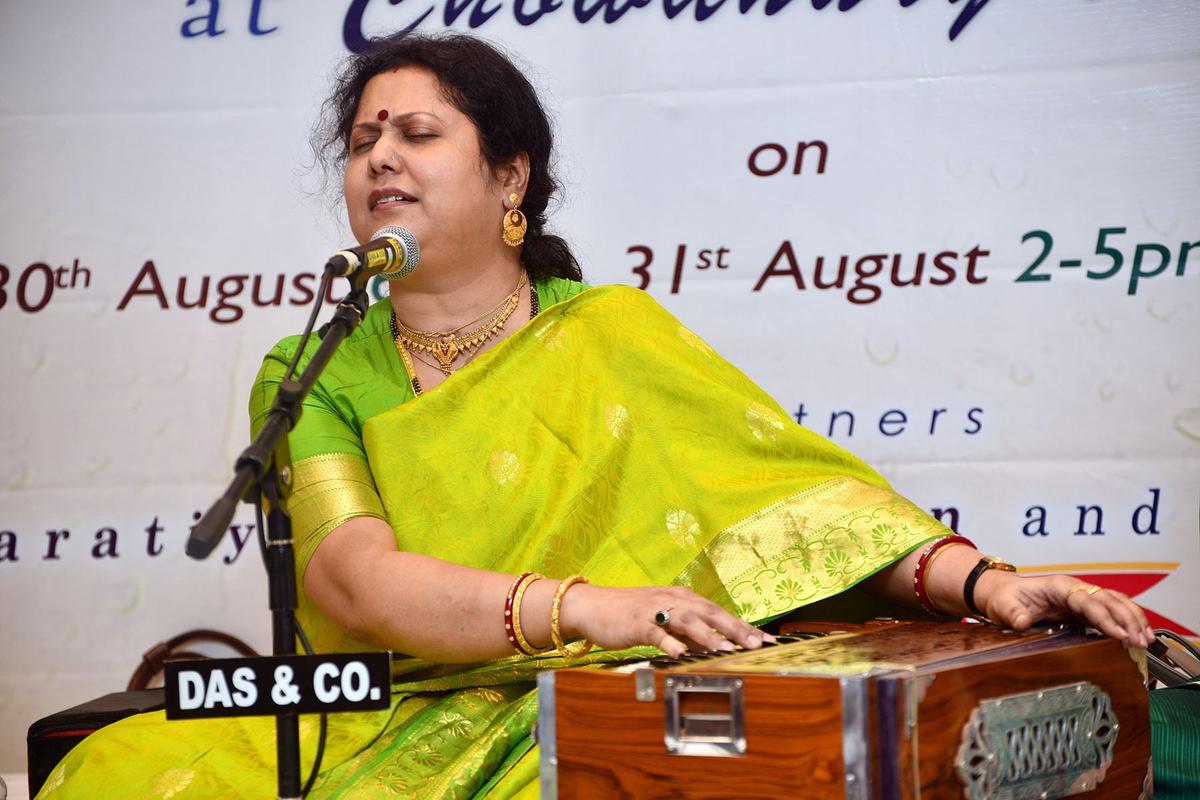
[325,226,420,280]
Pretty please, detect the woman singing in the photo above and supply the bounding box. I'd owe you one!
[38,32,1158,799]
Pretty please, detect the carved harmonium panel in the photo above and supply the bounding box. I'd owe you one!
[538,620,1151,800]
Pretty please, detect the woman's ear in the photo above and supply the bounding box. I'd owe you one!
[497,152,530,203]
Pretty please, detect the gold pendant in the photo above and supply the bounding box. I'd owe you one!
[430,338,461,368]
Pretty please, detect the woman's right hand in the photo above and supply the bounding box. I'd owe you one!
[307,517,771,662]
[558,583,773,657]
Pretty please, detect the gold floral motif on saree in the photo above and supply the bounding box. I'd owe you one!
[673,476,947,621]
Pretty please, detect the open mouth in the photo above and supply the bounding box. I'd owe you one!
[371,190,417,210]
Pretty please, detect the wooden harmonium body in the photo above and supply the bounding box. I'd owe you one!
[537,620,1151,800]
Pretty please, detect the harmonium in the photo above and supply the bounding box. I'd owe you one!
[537,620,1151,799]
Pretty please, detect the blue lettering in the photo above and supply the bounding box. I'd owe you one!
[515,0,562,23]
[249,0,280,34]
[663,0,691,18]
[343,0,431,53]
[471,0,504,25]
[181,0,226,38]
[1023,506,1049,537]
[336,0,996,47]
[613,0,654,20]
[442,0,502,27]
[444,0,473,24]
[575,0,652,23]
[694,0,727,21]
[0,530,17,562]
[948,0,993,41]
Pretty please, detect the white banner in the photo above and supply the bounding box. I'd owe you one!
[1,0,1197,773]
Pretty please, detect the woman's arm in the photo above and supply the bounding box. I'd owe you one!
[305,516,770,661]
[866,541,1156,648]
[310,520,1153,661]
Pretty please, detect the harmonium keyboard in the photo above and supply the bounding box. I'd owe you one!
[537,620,1151,799]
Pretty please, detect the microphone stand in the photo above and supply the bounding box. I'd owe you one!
[187,277,372,800]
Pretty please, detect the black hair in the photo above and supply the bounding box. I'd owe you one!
[314,32,582,282]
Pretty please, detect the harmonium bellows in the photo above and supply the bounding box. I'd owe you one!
[537,620,1151,799]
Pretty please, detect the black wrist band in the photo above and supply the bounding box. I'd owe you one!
[964,556,1017,619]
[963,558,992,617]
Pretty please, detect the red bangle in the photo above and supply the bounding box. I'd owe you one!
[504,572,541,655]
[913,535,975,615]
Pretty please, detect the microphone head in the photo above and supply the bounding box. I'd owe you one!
[372,226,420,279]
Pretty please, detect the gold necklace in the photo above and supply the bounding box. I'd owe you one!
[394,279,540,396]
[407,346,451,373]
[393,273,525,374]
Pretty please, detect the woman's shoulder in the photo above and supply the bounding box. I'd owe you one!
[536,276,589,306]
[538,278,664,311]
[249,297,404,432]
[252,298,398,414]
[543,281,672,322]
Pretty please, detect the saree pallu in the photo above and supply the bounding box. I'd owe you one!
[38,283,949,799]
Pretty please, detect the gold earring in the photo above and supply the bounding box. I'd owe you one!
[502,193,527,247]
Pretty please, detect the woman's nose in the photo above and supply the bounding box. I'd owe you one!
[368,140,401,176]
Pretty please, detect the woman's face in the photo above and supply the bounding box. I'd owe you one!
[343,66,509,262]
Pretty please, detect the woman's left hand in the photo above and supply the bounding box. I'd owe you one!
[976,571,1156,648]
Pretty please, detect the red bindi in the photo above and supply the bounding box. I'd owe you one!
[377,109,389,121]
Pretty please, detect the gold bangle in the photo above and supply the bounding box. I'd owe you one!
[923,540,969,591]
[919,542,969,615]
[550,575,594,659]
[512,573,552,655]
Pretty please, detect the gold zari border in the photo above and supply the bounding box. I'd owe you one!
[675,476,948,622]
[289,452,387,576]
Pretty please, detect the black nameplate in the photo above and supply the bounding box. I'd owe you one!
[164,653,391,719]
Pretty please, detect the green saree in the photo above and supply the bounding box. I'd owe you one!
[38,280,950,799]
